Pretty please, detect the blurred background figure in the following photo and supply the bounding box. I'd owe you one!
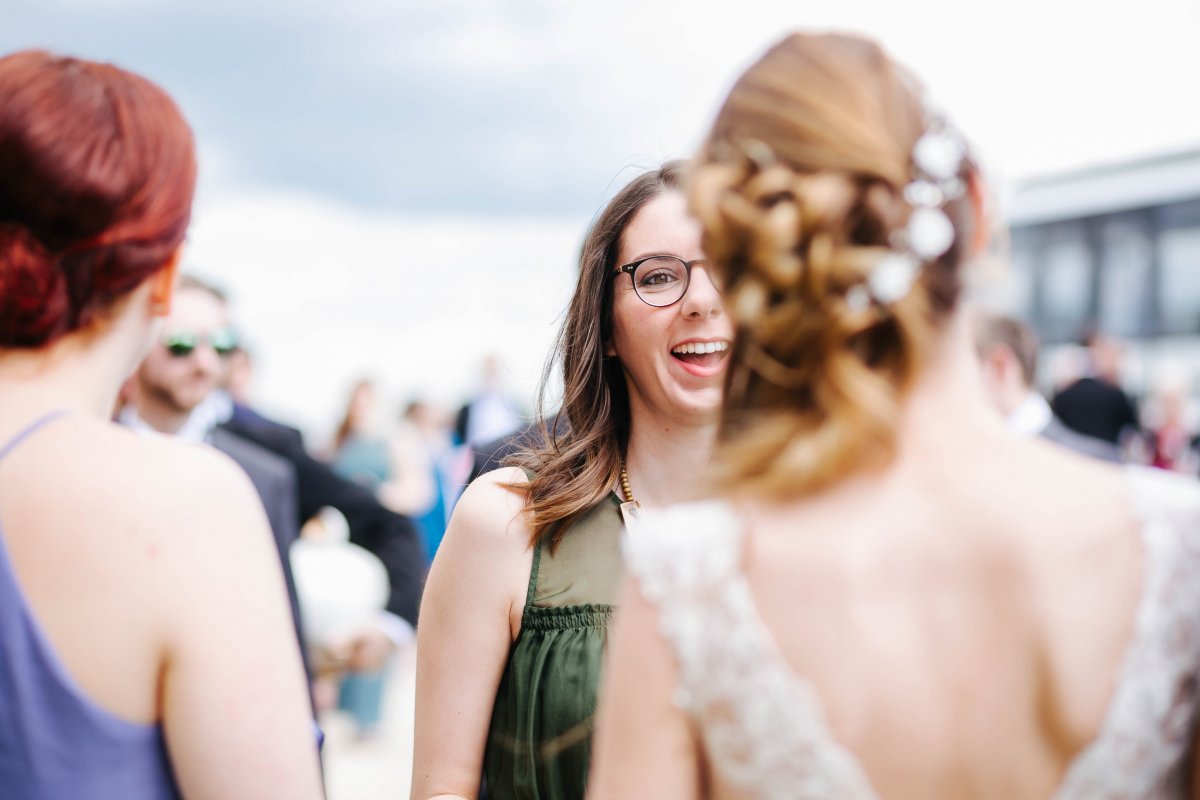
[217,342,308,452]
[0,49,322,798]
[974,313,1119,461]
[315,380,439,740]
[1051,330,1141,450]
[197,301,427,633]
[224,342,256,406]
[327,380,455,563]
[1141,366,1200,474]
[466,412,568,485]
[291,507,392,738]
[210,329,427,713]
[391,399,456,564]
[119,275,310,671]
[122,274,428,753]
[330,378,392,491]
[454,354,525,452]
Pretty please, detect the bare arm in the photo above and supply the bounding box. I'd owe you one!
[156,448,323,800]
[589,576,702,800]
[411,468,534,800]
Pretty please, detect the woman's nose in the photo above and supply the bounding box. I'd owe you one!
[680,265,723,319]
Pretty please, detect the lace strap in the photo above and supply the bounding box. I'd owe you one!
[1055,467,1200,799]
[622,500,743,607]
[622,499,748,718]
[625,502,879,798]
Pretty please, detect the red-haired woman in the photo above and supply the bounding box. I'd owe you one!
[0,51,323,799]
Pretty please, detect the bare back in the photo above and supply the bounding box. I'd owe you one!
[0,413,178,723]
[620,433,1200,799]
[0,411,324,799]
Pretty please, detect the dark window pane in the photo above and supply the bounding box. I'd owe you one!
[1039,223,1092,342]
[1002,230,1036,319]
[1160,198,1200,228]
[1160,225,1200,334]
[1098,216,1152,338]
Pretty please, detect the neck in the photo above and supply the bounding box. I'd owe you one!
[132,393,191,435]
[0,324,141,423]
[888,306,1012,472]
[622,409,719,508]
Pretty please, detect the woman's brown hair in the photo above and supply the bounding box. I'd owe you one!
[688,33,979,500]
[508,161,685,550]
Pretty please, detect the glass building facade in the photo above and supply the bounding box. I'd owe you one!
[1007,150,1200,345]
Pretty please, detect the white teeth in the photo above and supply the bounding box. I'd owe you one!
[671,341,729,355]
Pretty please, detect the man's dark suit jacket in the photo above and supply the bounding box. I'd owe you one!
[1041,416,1122,463]
[469,414,566,484]
[212,428,298,549]
[220,408,426,628]
[1052,377,1139,446]
[210,428,307,658]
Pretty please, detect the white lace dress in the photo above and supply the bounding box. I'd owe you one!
[623,467,1200,799]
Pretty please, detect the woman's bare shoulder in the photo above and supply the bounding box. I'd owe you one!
[61,421,270,549]
[444,466,533,550]
[422,466,535,634]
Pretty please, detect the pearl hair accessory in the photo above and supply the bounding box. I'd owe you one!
[725,121,967,313]
[860,119,967,307]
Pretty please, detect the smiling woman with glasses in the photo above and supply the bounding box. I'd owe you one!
[413,160,731,800]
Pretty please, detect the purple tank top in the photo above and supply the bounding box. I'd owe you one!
[0,411,181,798]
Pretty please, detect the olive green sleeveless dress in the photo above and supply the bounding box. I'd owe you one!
[483,491,624,799]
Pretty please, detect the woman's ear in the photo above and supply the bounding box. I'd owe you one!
[967,170,990,257]
[149,248,183,317]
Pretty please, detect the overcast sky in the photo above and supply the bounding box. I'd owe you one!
[6,0,1200,437]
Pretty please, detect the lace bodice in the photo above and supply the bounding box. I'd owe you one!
[623,467,1200,799]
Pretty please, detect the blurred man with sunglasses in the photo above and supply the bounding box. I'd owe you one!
[121,275,426,732]
[119,276,311,686]
[124,277,247,440]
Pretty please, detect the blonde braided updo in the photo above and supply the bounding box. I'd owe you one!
[690,32,979,499]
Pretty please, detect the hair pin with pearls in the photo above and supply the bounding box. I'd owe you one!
[850,119,967,311]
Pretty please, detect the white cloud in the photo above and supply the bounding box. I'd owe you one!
[343,0,1200,187]
[184,188,586,441]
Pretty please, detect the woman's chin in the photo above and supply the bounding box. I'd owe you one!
[670,386,724,426]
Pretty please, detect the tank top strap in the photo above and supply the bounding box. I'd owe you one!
[0,410,70,464]
[525,539,544,608]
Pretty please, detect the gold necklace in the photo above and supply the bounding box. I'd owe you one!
[618,462,642,528]
[619,462,636,504]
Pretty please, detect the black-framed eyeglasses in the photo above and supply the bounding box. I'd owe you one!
[613,255,706,308]
[161,328,239,358]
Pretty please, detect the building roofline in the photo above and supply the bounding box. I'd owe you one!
[1009,146,1200,228]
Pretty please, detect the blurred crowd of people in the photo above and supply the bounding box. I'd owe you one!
[113,272,533,744]
[979,317,1200,475]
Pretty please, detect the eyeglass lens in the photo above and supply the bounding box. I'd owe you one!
[632,256,690,307]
